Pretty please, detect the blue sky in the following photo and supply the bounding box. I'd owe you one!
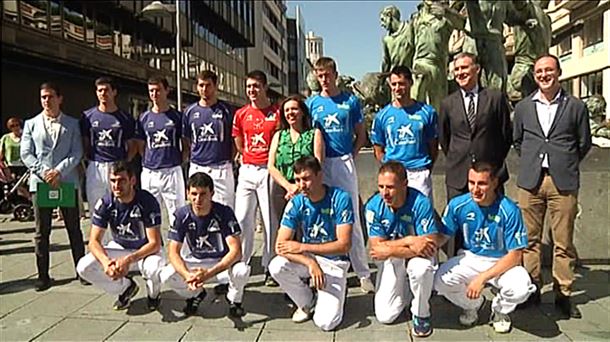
[287,1,419,80]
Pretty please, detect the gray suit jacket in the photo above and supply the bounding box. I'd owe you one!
[513,89,592,191]
[20,112,83,192]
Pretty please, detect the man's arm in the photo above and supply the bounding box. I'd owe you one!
[167,240,191,280]
[126,139,138,162]
[55,122,83,176]
[313,128,325,164]
[115,227,162,275]
[20,121,48,178]
[352,122,367,157]
[275,226,326,289]
[512,107,523,156]
[438,103,451,156]
[369,236,418,260]
[135,139,146,158]
[373,145,385,163]
[428,138,439,167]
[87,225,121,280]
[498,93,513,160]
[234,135,244,155]
[181,137,190,163]
[205,235,242,279]
[576,103,592,161]
[466,249,522,299]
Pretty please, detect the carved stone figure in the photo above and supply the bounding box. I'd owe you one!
[306,70,321,95]
[586,95,610,139]
[380,5,415,73]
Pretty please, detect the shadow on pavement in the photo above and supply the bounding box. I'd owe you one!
[0,277,74,295]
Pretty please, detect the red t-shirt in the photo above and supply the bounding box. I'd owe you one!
[232,103,280,165]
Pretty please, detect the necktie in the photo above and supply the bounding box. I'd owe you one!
[467,92,476,132]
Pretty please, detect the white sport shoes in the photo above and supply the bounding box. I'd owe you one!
[292,306,314,323]
[360,277,375,293]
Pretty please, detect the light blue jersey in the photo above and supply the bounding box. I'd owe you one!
[306,92,363,158]
[281,186,354,260]
[365,187,439,240]
[370,101,438,170]
[442,193,528,258]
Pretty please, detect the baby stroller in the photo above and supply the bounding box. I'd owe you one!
[0,168,34,222]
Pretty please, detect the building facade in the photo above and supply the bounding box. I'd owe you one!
[1,0,254,123]
[305,30,323,65]
[287,6,307,95]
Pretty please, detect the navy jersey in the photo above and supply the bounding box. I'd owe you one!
[80,107,135,162]
[136,109,183,170]
[183,101,234,166]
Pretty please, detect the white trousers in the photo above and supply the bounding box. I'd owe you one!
[434,250,536,314]
[234,164,274,269]
[159,258,250,303]
[269,255,350,331]
[375,257,437,323]
[406,168,433,201]
[323,155,370,279]
[76,240,164,297]
[189,162,235,210]
[86,161,111,209]
[141,165,186,227]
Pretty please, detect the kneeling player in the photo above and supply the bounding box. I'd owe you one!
[160,172,250,317]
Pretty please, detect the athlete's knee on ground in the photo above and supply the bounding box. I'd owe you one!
[407,257,434,280]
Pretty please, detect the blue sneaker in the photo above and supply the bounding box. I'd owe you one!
[412,315,432,338]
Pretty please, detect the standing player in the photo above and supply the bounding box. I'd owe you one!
[434,162,536,333]
[364,161,440,337]
[183,70,235,208]
[269,156,353,331]
[76,161,163,310]
[160,172,249,317]
[136,76,186,227]
[370,66,438,198]
[306,57,373,293]
[81,77,136,211]
[232,70,280,285]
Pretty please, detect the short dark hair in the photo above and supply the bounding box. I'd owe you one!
[197,70,218,85]
[109,160,135,178]
[148,76,170,89]
[40,82,62,97]
[95,76,117,91]
[188,172,214,192]
[378,160,407,182]
[389,65,413,82]
[293,155,322,175]
[470,161,498,179]
[534,53,561,72]
[279,95,312,130]
[246,70,267,86]
[453,52,479,65]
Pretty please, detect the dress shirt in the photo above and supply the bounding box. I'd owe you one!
[43,112,62,143]
[460,84,479,117]
[532,90,562,168]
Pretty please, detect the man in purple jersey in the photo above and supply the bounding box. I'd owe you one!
[81,77,137,214]
[183,70,235,209]
[135,77,186,227]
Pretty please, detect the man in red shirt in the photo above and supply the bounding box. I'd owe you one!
[232,70,280,286]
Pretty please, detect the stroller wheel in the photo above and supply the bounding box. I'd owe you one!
[14,204,34,222]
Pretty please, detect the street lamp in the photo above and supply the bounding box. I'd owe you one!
[141,0,182,110]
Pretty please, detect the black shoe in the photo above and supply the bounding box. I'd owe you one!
[517,289,541,309]
[265,272,279,287]
[229,302,246,317]
[147,296,161,311]
[183,289,207,316]
[113,277,139,310]
[555,294,581,319]
[77,276,91,286]
[35,277,53,292]
[214,283,229,295]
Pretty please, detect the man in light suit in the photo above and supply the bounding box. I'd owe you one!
[21,82,86,291]
[513,54,591,318]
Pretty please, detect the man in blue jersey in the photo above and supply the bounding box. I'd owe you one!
[434,162,536,333]
[183,70,235,209]
[81,77,137,212]
[136,76,186,227]
[364,161,440,337]
[77,161,163,310]
[269,156,353,331]
[370,66,438,198]
[160,172,250,317]
[306,57,373,293]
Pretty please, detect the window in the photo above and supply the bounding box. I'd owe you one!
[557,35,571,57]
[579,70,603,99]
[560,78,573,96]
[583,14,603,48]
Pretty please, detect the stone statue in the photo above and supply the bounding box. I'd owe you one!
[586,95,610,139]
[353,72,388,108]
[306,70,321,95]
[411,0,465,111]
[380,5,415,73]
[461,0,508,91]
[506,0,552,101]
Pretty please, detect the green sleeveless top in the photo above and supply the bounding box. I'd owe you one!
[0,133,23,166]
[275,129,315,181]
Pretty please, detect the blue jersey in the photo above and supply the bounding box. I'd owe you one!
[136,109,183,170]
[169,202,241,260]
[80,107,135,162]
[441,193,528,258]
[183,101,234,166]
[370,102,438,170]
[306,92,363,158]
[281,186,354,260]
[91,189,162,250]
[365,188,439,240]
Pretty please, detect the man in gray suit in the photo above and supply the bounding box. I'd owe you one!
[513,54,591,318]
[21,82,86,291]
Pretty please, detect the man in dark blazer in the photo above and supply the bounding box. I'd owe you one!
[21,82,86,291]
[513,54,591,318]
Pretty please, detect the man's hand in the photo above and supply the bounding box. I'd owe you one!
[114,255,134,278]
[466,274,487,299]
[370,242,393,261]
[43,169,61,188]
[284,183,300,200]
[307,260,325,290]
[410,236,437,258]
[185,267,214,291]
[277,240,303,255]
[103,259,119,279]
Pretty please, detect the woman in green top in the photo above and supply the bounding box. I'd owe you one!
[268,95,324,223]
[0,117,26,179]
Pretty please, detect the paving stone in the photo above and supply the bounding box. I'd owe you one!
[183,325,263,341]
[258,328,333,341]
[8,292,99,318]
[0,315,63,341]
[106,321,191,341]
[33,317,125,341]
[562,330,610,341]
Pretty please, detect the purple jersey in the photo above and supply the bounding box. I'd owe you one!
[137,109,183,170]
[91,189,162,250]
[80,107,135,162]
[183,101,234,166]
[168,202,241,260]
